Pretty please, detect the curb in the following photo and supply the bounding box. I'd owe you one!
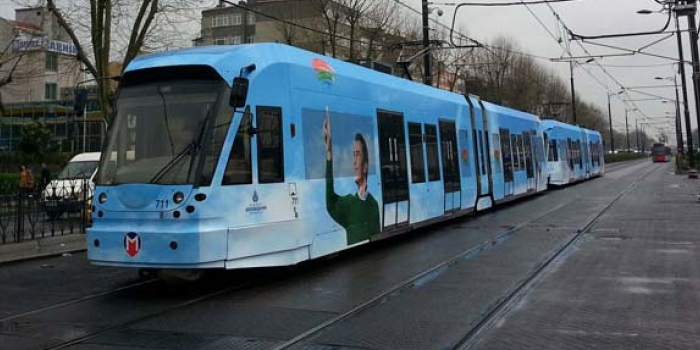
[0,234,87,264]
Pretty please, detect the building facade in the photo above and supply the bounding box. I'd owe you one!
[0,7,105,153]
[194,0,403,72]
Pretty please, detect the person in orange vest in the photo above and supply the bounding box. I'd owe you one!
[18,165,34,196]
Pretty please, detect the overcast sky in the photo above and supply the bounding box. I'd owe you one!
[0,0,693,145]
[409,0,692,145]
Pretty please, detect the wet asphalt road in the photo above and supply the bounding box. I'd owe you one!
[0,158,667,350]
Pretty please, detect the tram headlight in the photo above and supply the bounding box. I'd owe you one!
[173,191,185,204]
[98,192,107,204]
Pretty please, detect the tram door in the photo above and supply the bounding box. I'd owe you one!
[439,120,461,213]
[523,131,535,191]
[377,110,409,229]
[582,132,591,177]
[499,128,514,197]
[471,105,492,199]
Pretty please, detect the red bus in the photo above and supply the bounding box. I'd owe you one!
[651,143,671,162]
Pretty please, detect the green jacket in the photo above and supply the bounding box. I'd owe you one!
[326,161,380,245]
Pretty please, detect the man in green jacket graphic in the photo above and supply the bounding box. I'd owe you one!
[323,112,380,245]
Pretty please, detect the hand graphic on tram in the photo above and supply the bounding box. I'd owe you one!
[324,112,332,161]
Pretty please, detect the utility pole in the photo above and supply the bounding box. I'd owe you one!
[673,11,693,158]
[675,0,699,166]
[570,61,577,124]
[607,93,615,153]
[635,118,639,152]
[625,109,631,152]
[673,74,685,154]
[421,0,431,86]
[240,1,247,44]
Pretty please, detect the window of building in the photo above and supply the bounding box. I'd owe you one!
[214,37,226,45]
[233,36,242,45]
[46,53,58,71]
[247,12,255,24]
[246,35,254,44]
[231,13,242,25]
[45,83,57,100]
[257,106,284,183]
[212,15,229,27]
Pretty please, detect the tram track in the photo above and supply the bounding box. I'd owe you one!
[0,278,157,324]
[451,161,663,350]
[268,162,663,350]
[5,160,657,350]
[37,275,268,350]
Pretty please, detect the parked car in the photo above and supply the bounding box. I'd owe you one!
[42,152,100,219]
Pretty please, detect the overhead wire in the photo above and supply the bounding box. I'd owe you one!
[541,1,658,121]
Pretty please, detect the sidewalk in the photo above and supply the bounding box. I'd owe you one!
[0,234,87,264]
[474,162,700,349]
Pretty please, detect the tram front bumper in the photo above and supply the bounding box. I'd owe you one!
[86,227,228,269]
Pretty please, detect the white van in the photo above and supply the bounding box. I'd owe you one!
[43,152,101,218]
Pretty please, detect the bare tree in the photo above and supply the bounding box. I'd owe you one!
[315,0,343,57]
[274,2,303,45]
[360,0,405,71]
[338,0,369,61]
[44,0,202,123]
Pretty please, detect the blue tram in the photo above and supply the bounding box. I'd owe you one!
[541,120,604,186]
[87,43,594,272]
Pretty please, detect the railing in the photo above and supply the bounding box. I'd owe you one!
[0,180,91,245]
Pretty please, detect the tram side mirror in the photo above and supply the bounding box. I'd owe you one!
[229,77,249,108]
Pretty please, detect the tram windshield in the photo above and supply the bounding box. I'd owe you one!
[98,69,232,186]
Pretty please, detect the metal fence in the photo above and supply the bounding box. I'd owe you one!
[0,187,90,245]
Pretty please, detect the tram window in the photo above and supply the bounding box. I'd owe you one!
[222,111,253,185]
[549,140,558,161]
[425,124,440,181]
[408,122,425,183]
[516,134,524,170]
[257,106,284,183]
[492,133,502,174]
[500,128,513,181]
[578,140,583,167]
[462,131,472,177]
[519,134,526,170]
[477,131,486,175]
[200,101,235,186]
[510,134,519,171]
[523,132,533,178]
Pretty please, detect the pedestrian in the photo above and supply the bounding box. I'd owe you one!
[40,163,51,188]
[18,165,33,196]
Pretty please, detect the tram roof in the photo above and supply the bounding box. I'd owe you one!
[541,119,601,136]
[480,100,541,123]
[125,43,470,105]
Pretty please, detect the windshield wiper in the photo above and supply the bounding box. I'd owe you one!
[157,86,176,157]
[149,110,210,184]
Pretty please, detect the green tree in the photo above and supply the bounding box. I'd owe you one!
[18,122,55,157]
